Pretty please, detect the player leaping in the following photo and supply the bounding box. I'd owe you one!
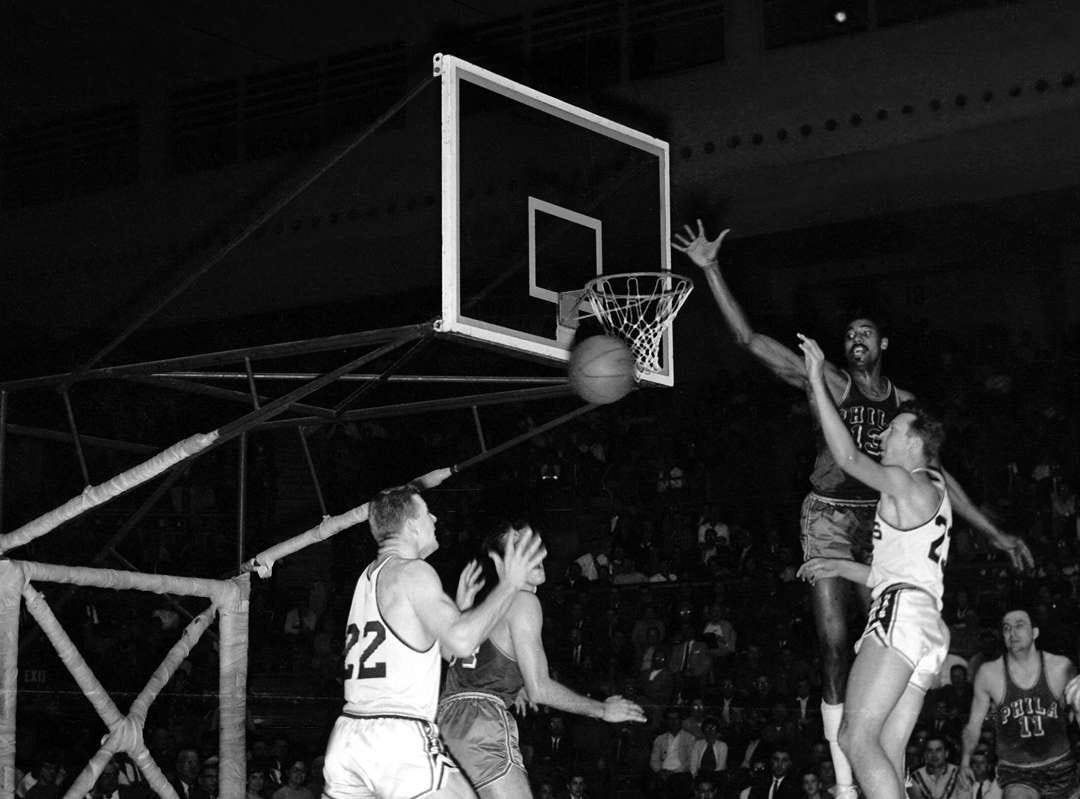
[437,520,646,799]
[672,220,1033,799]
[797,333,954,799]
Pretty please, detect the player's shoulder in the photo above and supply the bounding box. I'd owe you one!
[1042,650,1076,680]
[387,557,440,591]
[894,384,915,403]
[510,589,543,616]
[974,657,1005,689]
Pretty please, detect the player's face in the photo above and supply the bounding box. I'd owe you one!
[843,319,885,367]
[1002,611,1037,651]
[411,496,439,557]
[877,412,916,466]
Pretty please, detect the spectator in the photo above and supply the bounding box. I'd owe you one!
[271,759,313,799]
[197,760,218,799]
[800,769,828,799]
[689,717,728,780]
[650,708,695,799]
[169,749,206,799]
[693,774,721,798]
[743,747,799,799]
[908,736,960,799]
[638,649,678,727]
[960,749,1001,799]
[245,762,269,799]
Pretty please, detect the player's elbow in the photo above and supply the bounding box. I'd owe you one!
[440,631,478,659]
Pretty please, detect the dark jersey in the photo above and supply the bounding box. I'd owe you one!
[996,652,1073,767]
[443,638,524,708]
[809,372,901,501]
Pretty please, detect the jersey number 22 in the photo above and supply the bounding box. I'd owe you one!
[343,621,386,679]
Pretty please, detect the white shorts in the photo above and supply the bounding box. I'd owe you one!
[322,714,460,799]
[855,585,949,692]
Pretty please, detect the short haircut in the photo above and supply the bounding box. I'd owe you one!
[896,399,945,461]
[369,485,422,544]
[482,519,530,558]
[841,302,892,338]
[1001,606,1035,626]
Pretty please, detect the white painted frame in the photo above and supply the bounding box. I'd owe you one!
[435,52,675,386]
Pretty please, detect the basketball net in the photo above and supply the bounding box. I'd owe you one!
[583,272,693,379]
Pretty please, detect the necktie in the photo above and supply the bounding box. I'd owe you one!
[976,783,983,799]
[700,743,717,772]
[769,778,780,799]
[574,645,581,665]
[552,737,560,755]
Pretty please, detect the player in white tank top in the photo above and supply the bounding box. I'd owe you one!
[867,467,952,608]
[319,479,546,799]
[342,556,442,720]
[797,334,954,799]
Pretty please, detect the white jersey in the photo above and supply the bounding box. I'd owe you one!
[867,467,952,608]
[342,556,441,721]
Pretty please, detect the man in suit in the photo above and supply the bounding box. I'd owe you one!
[745,747,801,799]
[638,648,678,728]
[788,678,823,738]
[670,622,713,700]
[169,749,209,799]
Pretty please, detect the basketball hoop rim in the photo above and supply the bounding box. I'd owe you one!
[583,271,693,298]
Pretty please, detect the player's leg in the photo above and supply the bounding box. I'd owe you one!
[838,637,915,799]
[801,495,861,796]
[878,683,926,785]
[477,766,533,799]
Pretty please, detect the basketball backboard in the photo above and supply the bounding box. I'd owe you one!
[435,54,675,386]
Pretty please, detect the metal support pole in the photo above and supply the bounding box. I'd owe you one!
[297,428,328,518]
[60,390,91,485]
[237,434,248,572]
[0,392,7,535]
[471,407,487,452]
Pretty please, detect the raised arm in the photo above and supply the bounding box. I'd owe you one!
[672,221,846,394]
[797,334,909,497]
[960,663,997,782]
[940,469,1034,573]
[411,531,545,658]
[510,592,645,724]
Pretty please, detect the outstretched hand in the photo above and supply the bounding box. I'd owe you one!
[994,534,1035,573]
[602,695,647,724]
[796,333,826,383]
[671,219,730,268]
[491,527,546,591]
[455,559,485,611]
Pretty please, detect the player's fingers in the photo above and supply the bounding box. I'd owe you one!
[696,219,705,236]
[715,228,730,246]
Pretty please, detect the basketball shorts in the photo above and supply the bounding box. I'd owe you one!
[800,493,876,563]
[855,585,948,692]
[322,713,459,799]
[437,691,525,789]
[997,751,1080,799]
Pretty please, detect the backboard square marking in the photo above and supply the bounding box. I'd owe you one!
[528,197,603,303]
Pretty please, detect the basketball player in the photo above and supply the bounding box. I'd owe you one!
[796,333,953,799]
[959,608,1078,798]
[321,483,546,799]
[672,220,1033,797]
[436,520,645,799]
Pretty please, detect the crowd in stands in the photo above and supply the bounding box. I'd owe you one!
[8,323,1080,797]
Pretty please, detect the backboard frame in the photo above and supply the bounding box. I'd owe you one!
[434,53,675,386]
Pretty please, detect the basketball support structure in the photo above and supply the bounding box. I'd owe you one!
[0,53,679,799]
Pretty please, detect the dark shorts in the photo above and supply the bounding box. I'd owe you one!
[437,692,524,789]
[997,751,1080,799]
[800,493,876,563]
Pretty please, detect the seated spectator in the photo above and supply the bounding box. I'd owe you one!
[245,762,270,799]
[908,736,959,799]
[689,717,728,780]
[650,708,695,799]
[272,759,313,799]
[702,604,737,664]
[694,774,721,799]
[716,678,746,738]
[800,768,828,799]
[197,760,218,799]
[669,624,713,700]
[638,649,677,727]
[961,748,1001,799]
[564,772,591,799]
[747,747,800,799]
[16,750,62,799]
[631,604,668,661]
[682,697,709,739]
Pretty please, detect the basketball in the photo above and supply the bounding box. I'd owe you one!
[568,335,637,404]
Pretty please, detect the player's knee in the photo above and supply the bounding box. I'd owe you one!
[837,722,861,759]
